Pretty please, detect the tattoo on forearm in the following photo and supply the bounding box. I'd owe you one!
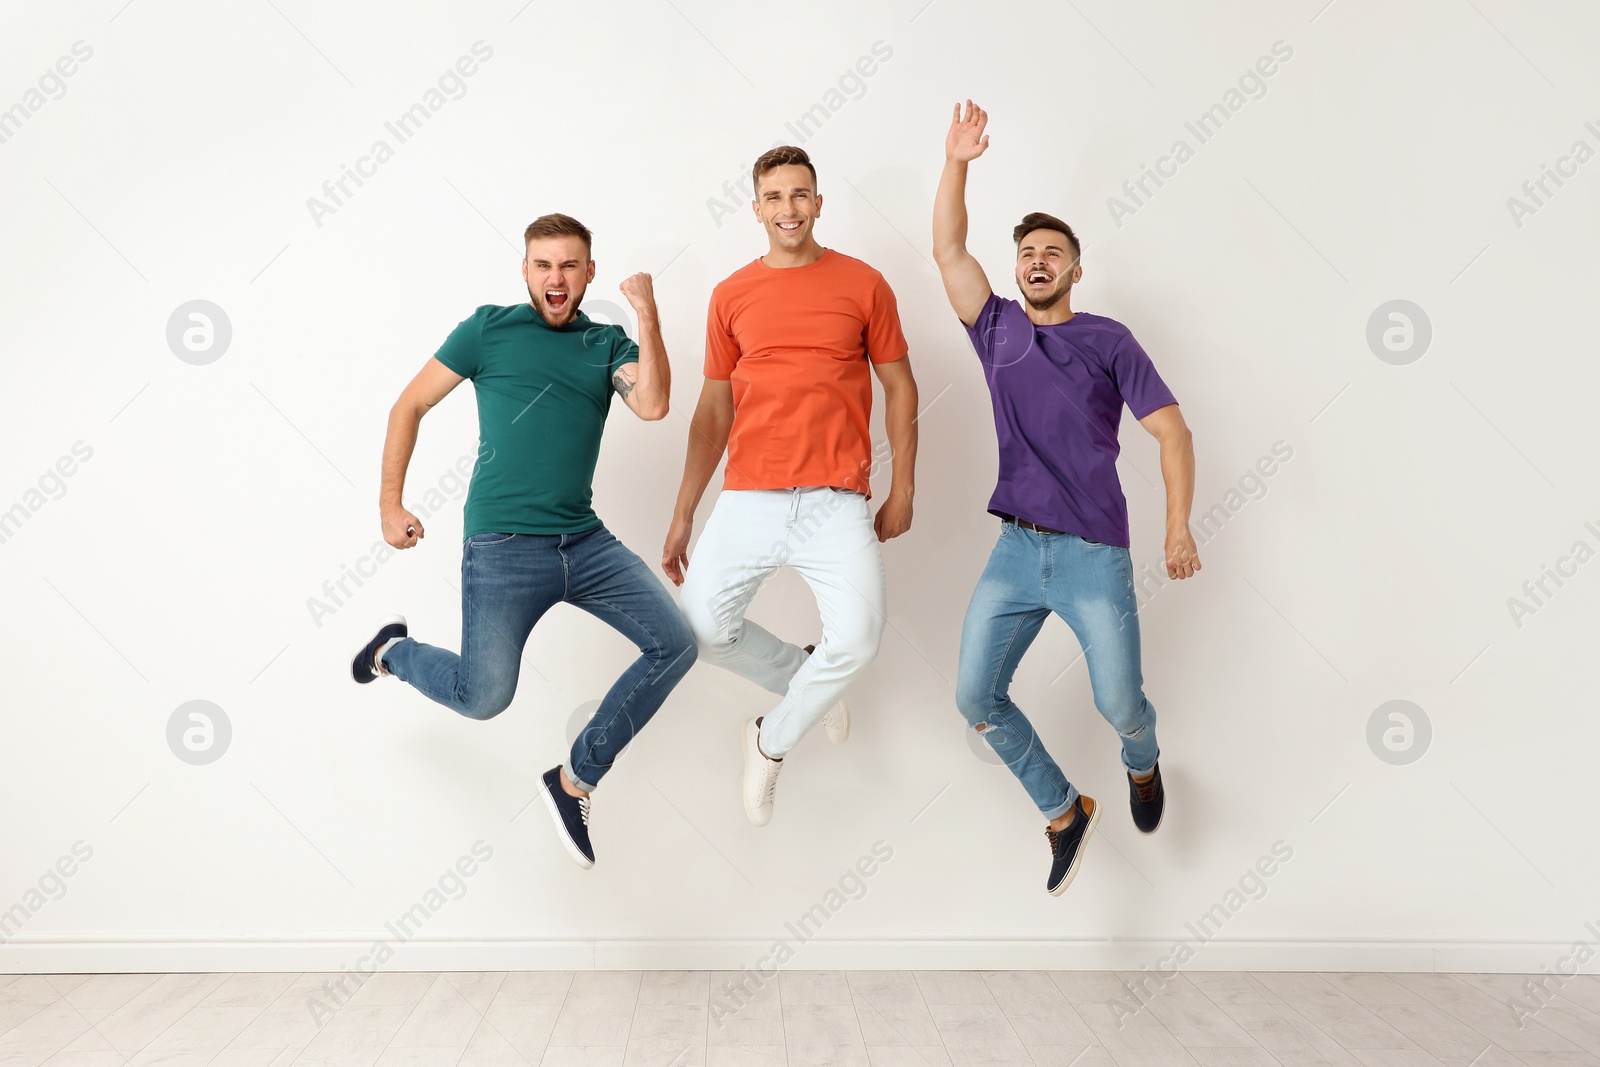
[612,371,635,400]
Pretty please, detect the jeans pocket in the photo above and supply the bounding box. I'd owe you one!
[467,531,516,547]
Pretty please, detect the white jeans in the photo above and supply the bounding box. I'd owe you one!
[680,487,887,757]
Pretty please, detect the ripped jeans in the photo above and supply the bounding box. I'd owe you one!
[955,519,1159,820]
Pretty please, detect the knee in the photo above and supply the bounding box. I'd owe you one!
[660,624,699,674]
[1098,689,1150,736]
[823,626,881,677]
[955,673,991,727]
[459,686,514,722]
[679,597,728,656]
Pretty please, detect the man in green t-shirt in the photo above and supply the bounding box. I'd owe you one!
[350,213,696,870]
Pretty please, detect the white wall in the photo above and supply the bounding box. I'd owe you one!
[3,0,1598,974]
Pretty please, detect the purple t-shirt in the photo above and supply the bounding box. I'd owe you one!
[963,293,1177,548]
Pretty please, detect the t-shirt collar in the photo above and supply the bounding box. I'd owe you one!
[521,301,591,331]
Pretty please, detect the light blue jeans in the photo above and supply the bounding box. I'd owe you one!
[381,524,697,792]
[956,520,1159,819]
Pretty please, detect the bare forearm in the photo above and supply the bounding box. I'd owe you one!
[632,309,671,418]
[933,158,971,263]
[380,404,424,508]
[884,381,918,498]
[673,411,730,520]
[1160,430,1195,534]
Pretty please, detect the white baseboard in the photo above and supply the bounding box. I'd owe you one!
[2,937,1595,974]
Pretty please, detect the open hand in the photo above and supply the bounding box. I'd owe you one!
[946,99,990,163]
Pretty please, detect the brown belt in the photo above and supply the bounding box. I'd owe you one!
[1000,513,1065,535]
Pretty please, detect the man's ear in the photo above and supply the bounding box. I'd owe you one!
[586,260,596,284]
[814,193,823,218]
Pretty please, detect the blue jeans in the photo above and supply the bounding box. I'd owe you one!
[956,520,1159,819]
[381,524,697,792]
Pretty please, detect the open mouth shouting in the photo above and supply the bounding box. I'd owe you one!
[1025,268,1053,288]
[544,288,570,311]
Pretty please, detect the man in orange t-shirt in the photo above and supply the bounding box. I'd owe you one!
[663,145,920,827]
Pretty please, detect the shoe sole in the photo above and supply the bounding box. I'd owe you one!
[540,778,595,869]
[742,719,774,827]
[823,698,851,743]
[351,614,406,684]
[1049,800,1102,896]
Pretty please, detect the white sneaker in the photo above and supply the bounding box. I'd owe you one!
[742,717,783,826]
[821,698,851,743]
[804,643,850,743]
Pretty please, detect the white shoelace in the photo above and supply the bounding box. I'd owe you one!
[578,795,591,827]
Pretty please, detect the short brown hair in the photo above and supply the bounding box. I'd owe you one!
[523,213,592,256]
[752,146,817,197]
[1013,212,1080,263]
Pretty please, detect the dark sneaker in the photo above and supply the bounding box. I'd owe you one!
[351,615,407,683]
[540,766,594,869]
[1129,762,1164,834]
[1046,794,1100,896]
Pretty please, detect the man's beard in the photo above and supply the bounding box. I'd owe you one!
[527,282,584,326]
[1019,276,1071,312]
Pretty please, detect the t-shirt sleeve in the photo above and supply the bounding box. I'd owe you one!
[608,326,640,377]
[962,292,1027,366]
[703,288,740,380]
[865,273,910,364]
[1111,328,1178,418]
[433,308,484,378]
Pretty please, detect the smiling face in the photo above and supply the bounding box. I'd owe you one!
[753,163,822,254]
[1014,228,1082,312]
[522,234,595,327]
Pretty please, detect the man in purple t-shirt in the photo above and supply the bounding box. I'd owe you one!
[933,100,1201,896]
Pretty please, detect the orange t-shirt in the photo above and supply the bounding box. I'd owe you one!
[705,248,909,498]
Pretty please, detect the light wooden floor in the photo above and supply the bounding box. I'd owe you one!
[1,969,1595,1067]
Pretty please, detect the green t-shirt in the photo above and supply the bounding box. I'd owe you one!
[433,302,639,536]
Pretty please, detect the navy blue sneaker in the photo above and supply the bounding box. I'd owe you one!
[541,766,594,869]
[351,615,407,683]
[1046,794,1100,896]
[1129,762,1164,834]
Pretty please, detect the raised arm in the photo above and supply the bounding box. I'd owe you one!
[933,99,995,327]
[380,357,465,549]
[612,272,671,420]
